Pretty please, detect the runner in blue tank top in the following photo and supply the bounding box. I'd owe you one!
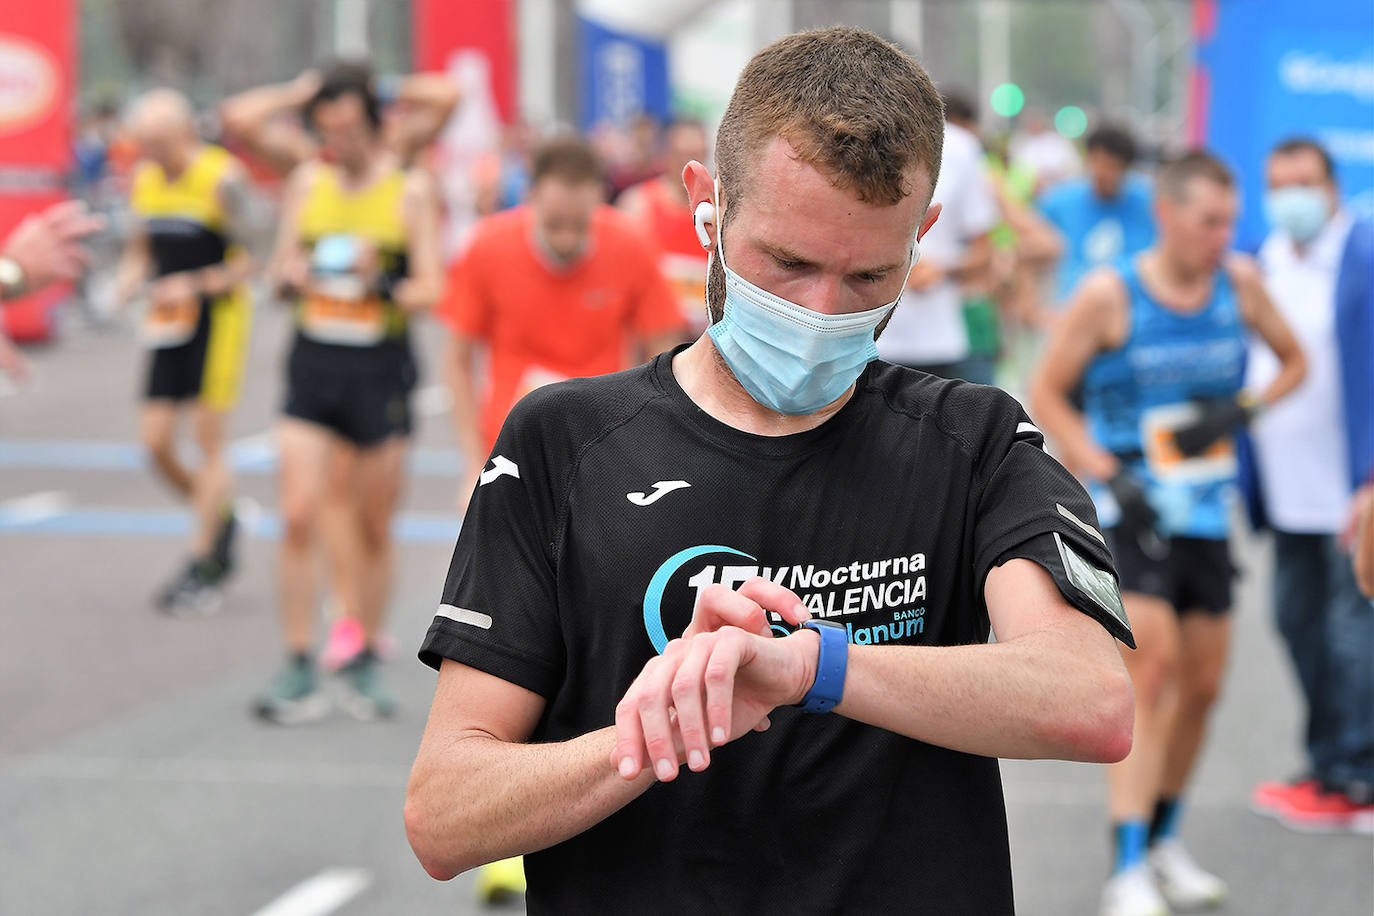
[1030,151,1306,916]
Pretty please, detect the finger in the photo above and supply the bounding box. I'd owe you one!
[613,660,657,780]
[704,631,745,746]
[635,652,682,782]
[686,582,769,639]
[736,576,810,628]
[670,637,715,772]
[752,716,771,733]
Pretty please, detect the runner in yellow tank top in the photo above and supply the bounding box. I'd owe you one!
[257,65,442,725]
[113,89,255,615]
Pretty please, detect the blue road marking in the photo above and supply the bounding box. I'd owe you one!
[0,505,463,543]
[0,439,464,477]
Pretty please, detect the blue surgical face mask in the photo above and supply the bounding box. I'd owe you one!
[1264,186,1330,244]
[706,180,918,415]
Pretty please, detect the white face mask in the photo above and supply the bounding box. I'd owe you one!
[706,178,918,415]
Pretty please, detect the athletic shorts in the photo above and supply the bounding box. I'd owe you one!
[144,289,252,410]
[1105,529,1235,615]
[282,336,415,447]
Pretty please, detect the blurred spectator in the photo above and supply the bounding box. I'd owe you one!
[1010,108,1080,193]
[73,99,121,190]
[471,119,533,216]
[439,135,684,509]
[876,102,998,382]
[1246,137,1374,832]
[618,116,711,337]
[605,112,663,203]
[1037,124,1155,318]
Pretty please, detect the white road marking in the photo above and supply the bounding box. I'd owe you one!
[250,868,372,916]
[0,490,70,524]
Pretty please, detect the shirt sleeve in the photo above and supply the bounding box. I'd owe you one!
[961,168,1001,240]
[418,391,567,695]
[435,234,492,340]
[970,395,1134,646]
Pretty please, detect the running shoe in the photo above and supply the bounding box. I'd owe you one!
[1250,777,1320,817]
[336,650,397,720]
[1149,839,1225,910]
[1100,864,1169,916]
[254,656,330,725]
[1275,783,1374,834]
[476,857,526,905]
[154,559,224,616]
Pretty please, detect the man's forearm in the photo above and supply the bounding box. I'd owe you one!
[835,626,1132,763]
[406,726,653,879]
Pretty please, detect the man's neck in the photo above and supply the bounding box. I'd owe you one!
[1139,248,1214,311]
[337,151,383,188]
[671,336,852,437]
[163,143,201,181]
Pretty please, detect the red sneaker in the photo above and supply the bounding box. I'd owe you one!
[1251,778,1320,818]
[1274,784,1372,833]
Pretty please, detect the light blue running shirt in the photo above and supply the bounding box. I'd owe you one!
[1040,176,1157,304]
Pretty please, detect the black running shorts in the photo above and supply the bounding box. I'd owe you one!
[1105,529,1235,615]
[282,336,415,447]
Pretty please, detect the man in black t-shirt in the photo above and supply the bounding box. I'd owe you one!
[407,28,1135,915]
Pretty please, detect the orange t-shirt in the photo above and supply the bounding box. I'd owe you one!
[635,179,710,333]
[438,204,684,449]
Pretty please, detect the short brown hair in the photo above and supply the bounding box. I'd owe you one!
[715,28,944,213]
[1156,150,1235,201]
[531,135,605,187]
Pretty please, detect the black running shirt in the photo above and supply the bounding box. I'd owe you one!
[420,348,1125,915]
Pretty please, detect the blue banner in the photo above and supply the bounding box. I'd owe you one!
[1197,0,1374,248]
[577,16,670,130]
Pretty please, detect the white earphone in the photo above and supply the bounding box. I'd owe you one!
[693,200,716,250]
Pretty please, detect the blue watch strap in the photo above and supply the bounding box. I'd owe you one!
[793,620,849,714]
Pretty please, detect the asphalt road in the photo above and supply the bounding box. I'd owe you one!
[1,302,1369,915]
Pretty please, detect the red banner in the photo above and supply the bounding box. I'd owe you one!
[0,0,74,341]
[413,0,516,123]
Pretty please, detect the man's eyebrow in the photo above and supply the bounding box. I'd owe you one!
[757,240,904,275]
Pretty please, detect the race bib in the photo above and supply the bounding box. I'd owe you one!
[1140,402,1237,484]
[301,274,388,346]
[141,295,202,349]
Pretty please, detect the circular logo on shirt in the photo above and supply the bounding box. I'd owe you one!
[1084,218,1125,265]
[643,545,776,653]
[0,35,59,135]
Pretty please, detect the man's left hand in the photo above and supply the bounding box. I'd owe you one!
[2,201,104,294]
[612,626,819,783]
[1172,395,1256,457]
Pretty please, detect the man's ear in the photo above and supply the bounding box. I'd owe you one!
[683,160,717,252]
[917,202,942,242]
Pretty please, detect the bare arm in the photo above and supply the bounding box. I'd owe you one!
[444,333,487,509]
[267,163,315,299]
[219,72,320,178]
[405,661,655,880]
[394,169,443,313]
[833,559,1132,760]
[198,164,256,296]
[1227,255,1306,407]
[113,224,151,309]
[1028,269,1128,480]
[387,72,461,165]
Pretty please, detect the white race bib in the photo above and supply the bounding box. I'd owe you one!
[141,295,202,349]
[1140,402,1237,484]
[300,274,388,346]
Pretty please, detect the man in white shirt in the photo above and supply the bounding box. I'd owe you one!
[1247,137,1374,834]
[876,114,998,381]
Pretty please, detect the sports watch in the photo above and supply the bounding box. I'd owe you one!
[792,619,849,714]
[0,257,27,300]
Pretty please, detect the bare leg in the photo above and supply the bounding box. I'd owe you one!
[191,405,231,558]
[141,401,193,498]
[277,419,332,653]
[1107,593,1183,822]
[1159,612,1232,797]
[354,436,407,646]
[320,441,366,626]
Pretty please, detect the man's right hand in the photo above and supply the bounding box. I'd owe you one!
[683,577,812,640]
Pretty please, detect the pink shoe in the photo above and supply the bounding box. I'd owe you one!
[321,615,365,671]
[1251,778,1320,818]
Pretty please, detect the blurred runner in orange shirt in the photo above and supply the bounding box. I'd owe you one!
[439,135,684,507]
[618,117,712,338]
